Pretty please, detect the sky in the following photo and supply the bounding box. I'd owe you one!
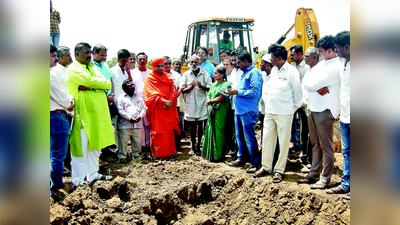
[51,0,350,62]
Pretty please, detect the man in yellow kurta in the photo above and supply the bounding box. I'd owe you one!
[66,42,114,185]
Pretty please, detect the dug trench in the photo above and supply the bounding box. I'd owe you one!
[50,154,349,225]
[50,122,349,224]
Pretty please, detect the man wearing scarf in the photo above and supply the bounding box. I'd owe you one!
[144,58,180,157]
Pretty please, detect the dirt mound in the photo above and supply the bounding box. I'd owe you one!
[50,154,350,225]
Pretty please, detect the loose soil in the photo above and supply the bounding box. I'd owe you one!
[50,123,349,225]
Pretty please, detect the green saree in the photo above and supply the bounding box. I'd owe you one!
[202,81,231,161]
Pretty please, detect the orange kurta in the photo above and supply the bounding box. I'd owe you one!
[144,71,180,157]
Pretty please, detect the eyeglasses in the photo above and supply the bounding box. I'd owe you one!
[197,51,206,54]
[164,63,171,65]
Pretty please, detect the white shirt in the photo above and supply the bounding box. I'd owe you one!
[259,71,271,115]
[131,68,151,97]
[56,63,68,75]
[301,68,310,115]
[117,93,146,129]
[130,68,152,126]
[295,59,310,82]
[181,69,212,118]
[167,70,182,107]
[302,57,342,119]
[227,68,243,110]
[111,65,129,103]
[264,62,303,115]
[340,61,350,123]
[50,65,73,112]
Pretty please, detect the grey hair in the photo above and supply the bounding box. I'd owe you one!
[56,46,70,57]
[222,56,232,64]
[190,54,200,62]
[307,47,319,60]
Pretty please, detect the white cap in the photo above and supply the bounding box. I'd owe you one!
[261,54,272,63]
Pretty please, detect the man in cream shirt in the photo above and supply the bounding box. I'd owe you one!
[254,44,302,183]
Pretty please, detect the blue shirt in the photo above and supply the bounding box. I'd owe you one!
[200,59,215,78]
[235,65,263,115]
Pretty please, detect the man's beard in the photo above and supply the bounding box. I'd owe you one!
[190,65,199,71]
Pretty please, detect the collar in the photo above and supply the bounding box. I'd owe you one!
[190,68,204,76]
[93,61,103,68]
[200,59,209,66]
[77,61,93,70]
[243,64,254,73]
[298,59,306,68]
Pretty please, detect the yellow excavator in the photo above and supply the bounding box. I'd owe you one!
[256,7,320,68]
[179,8,319,72]
[179,17,257,72]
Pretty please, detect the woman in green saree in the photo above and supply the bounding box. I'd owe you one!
[202,66,231,162]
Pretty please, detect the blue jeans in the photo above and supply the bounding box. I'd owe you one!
[50,33,60,47]
[50,113,69,194]
[235,112,261,167]
[340,122,350,191]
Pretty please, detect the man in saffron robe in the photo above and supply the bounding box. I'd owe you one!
[144,58,180,157]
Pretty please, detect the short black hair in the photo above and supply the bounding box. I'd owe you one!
[74,42,91,54]
[122,79,133,89]
[268,43,287,61]
[92,44,107,54]
[50,44,57,53]
[117,49,131,59]
[237,51,252,63]
[196,46,208,55]
[220,48,231,55]
[289,44,303,55]
[223,31,231,38]
[316,35,335,51]
[137,52,148,59]
[334,31,350,47]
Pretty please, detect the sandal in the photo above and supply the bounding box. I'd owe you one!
[326,186,349,194]
[342,192,350,200]
[272,173,283,183]
[310,180,329,189]
[253,168,270,177]
[188,149,195,156]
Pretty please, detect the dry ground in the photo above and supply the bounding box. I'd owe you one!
[50,123,349,225]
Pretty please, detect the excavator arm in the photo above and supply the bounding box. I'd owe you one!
[280,8,319,62]
[256,8,319,69]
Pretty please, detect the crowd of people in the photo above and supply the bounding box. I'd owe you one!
[50,30,350,201]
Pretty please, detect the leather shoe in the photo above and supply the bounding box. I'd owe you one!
[297,175,317,184]
[228,159,246,167]
[253,168,270,177]
[246,165,260,173]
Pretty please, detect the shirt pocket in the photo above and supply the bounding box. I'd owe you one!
[274,77,291,92]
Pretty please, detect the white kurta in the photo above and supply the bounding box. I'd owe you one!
[181,69,212,120]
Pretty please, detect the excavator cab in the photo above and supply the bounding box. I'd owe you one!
[181,17,257,71]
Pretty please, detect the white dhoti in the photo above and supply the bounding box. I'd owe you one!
[71,128,101,185]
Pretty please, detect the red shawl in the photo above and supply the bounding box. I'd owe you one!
[144,71,180,134]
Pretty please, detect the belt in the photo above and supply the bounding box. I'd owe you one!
[50,109,66,114]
